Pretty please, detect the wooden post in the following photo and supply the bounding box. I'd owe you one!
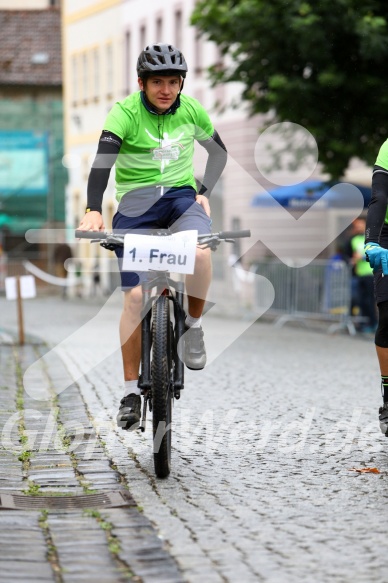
[16,276,25,346]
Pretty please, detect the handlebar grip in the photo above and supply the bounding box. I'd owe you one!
[218,230,251,239]
[75,230,107,240]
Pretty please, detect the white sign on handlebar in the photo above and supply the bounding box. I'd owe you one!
[122,230,198,274]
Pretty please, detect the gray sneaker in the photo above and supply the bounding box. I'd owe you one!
[184,325,206,370]
[117,394,141,430]
[379,402,388,436]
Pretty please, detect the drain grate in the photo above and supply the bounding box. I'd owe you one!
[0,490,136,510]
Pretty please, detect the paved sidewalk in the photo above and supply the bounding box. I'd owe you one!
[1,294,388,582]
[0,336,183,583]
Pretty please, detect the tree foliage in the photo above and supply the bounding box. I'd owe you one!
[191,0,388,178]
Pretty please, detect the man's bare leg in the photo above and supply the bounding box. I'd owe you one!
[183,247,212,369]
[120,286,143,380]
[186,247,212,317]
[117,286,143,429]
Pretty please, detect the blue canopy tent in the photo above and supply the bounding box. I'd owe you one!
[251,180,371,209]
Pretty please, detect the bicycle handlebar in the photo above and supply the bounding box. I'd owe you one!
[75,229,251,239]
[210,230,251,240]
[75,230,108,240]
[74,229,251,248]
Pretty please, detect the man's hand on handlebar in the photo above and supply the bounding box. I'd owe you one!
[78,211,105,232]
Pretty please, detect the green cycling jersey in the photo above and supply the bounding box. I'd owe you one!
[103,92,214,202]
[375,138,388,224]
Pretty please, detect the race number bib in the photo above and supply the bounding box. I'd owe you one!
[122,230,198,274]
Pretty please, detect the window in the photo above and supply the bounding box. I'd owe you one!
[140,25,146,51]
[215,46,224,69]
[124,31,131,95]
[93,47,100,101]
[71,55,78,105]
[156,17,163,41]
[174,9,182,48]
[106,43,113,97]
[82,52,88,102]
[73,190,80,228]
[194,31,202,76]
[82,154,90,182]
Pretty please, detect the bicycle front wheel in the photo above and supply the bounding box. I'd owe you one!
[151,294,173,478]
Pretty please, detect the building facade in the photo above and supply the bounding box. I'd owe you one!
[0,6,66,260]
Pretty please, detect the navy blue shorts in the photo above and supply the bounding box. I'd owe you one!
[112,186,212,289]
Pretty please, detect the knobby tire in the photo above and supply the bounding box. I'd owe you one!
[152,295,173,478]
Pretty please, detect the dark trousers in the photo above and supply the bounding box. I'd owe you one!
[358,275,377,328]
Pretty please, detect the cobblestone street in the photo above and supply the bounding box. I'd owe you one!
[0,293,387,582]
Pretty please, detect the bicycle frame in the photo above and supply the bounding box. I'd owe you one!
[138,271,186,431]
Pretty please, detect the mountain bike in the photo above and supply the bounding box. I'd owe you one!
[75,228,251,478]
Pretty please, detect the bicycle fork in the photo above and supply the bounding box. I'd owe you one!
[173,281,186,398]
[138,285,152,432]
[137,280,186,431]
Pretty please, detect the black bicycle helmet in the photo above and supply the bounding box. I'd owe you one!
[137,43,188,78]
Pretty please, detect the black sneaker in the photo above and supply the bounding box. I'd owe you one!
[379,402,388,436]
[184,325,206,370]
[116,394,141,430]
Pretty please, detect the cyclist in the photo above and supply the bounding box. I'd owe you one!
[77,43,227,430]
[364,138,388,435]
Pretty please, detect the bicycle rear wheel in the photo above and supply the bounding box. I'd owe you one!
[152,294,173,478]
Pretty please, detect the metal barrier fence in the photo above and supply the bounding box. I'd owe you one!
[254,258,358,334]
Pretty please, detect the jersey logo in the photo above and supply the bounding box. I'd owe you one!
[145,129,185,172]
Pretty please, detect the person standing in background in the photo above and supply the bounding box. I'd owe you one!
[348,218,377,332]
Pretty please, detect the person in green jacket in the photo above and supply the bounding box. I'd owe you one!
[349,218,376,332]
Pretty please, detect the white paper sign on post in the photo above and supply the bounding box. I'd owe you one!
[5,275,36,300]
[123,230,198,274]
